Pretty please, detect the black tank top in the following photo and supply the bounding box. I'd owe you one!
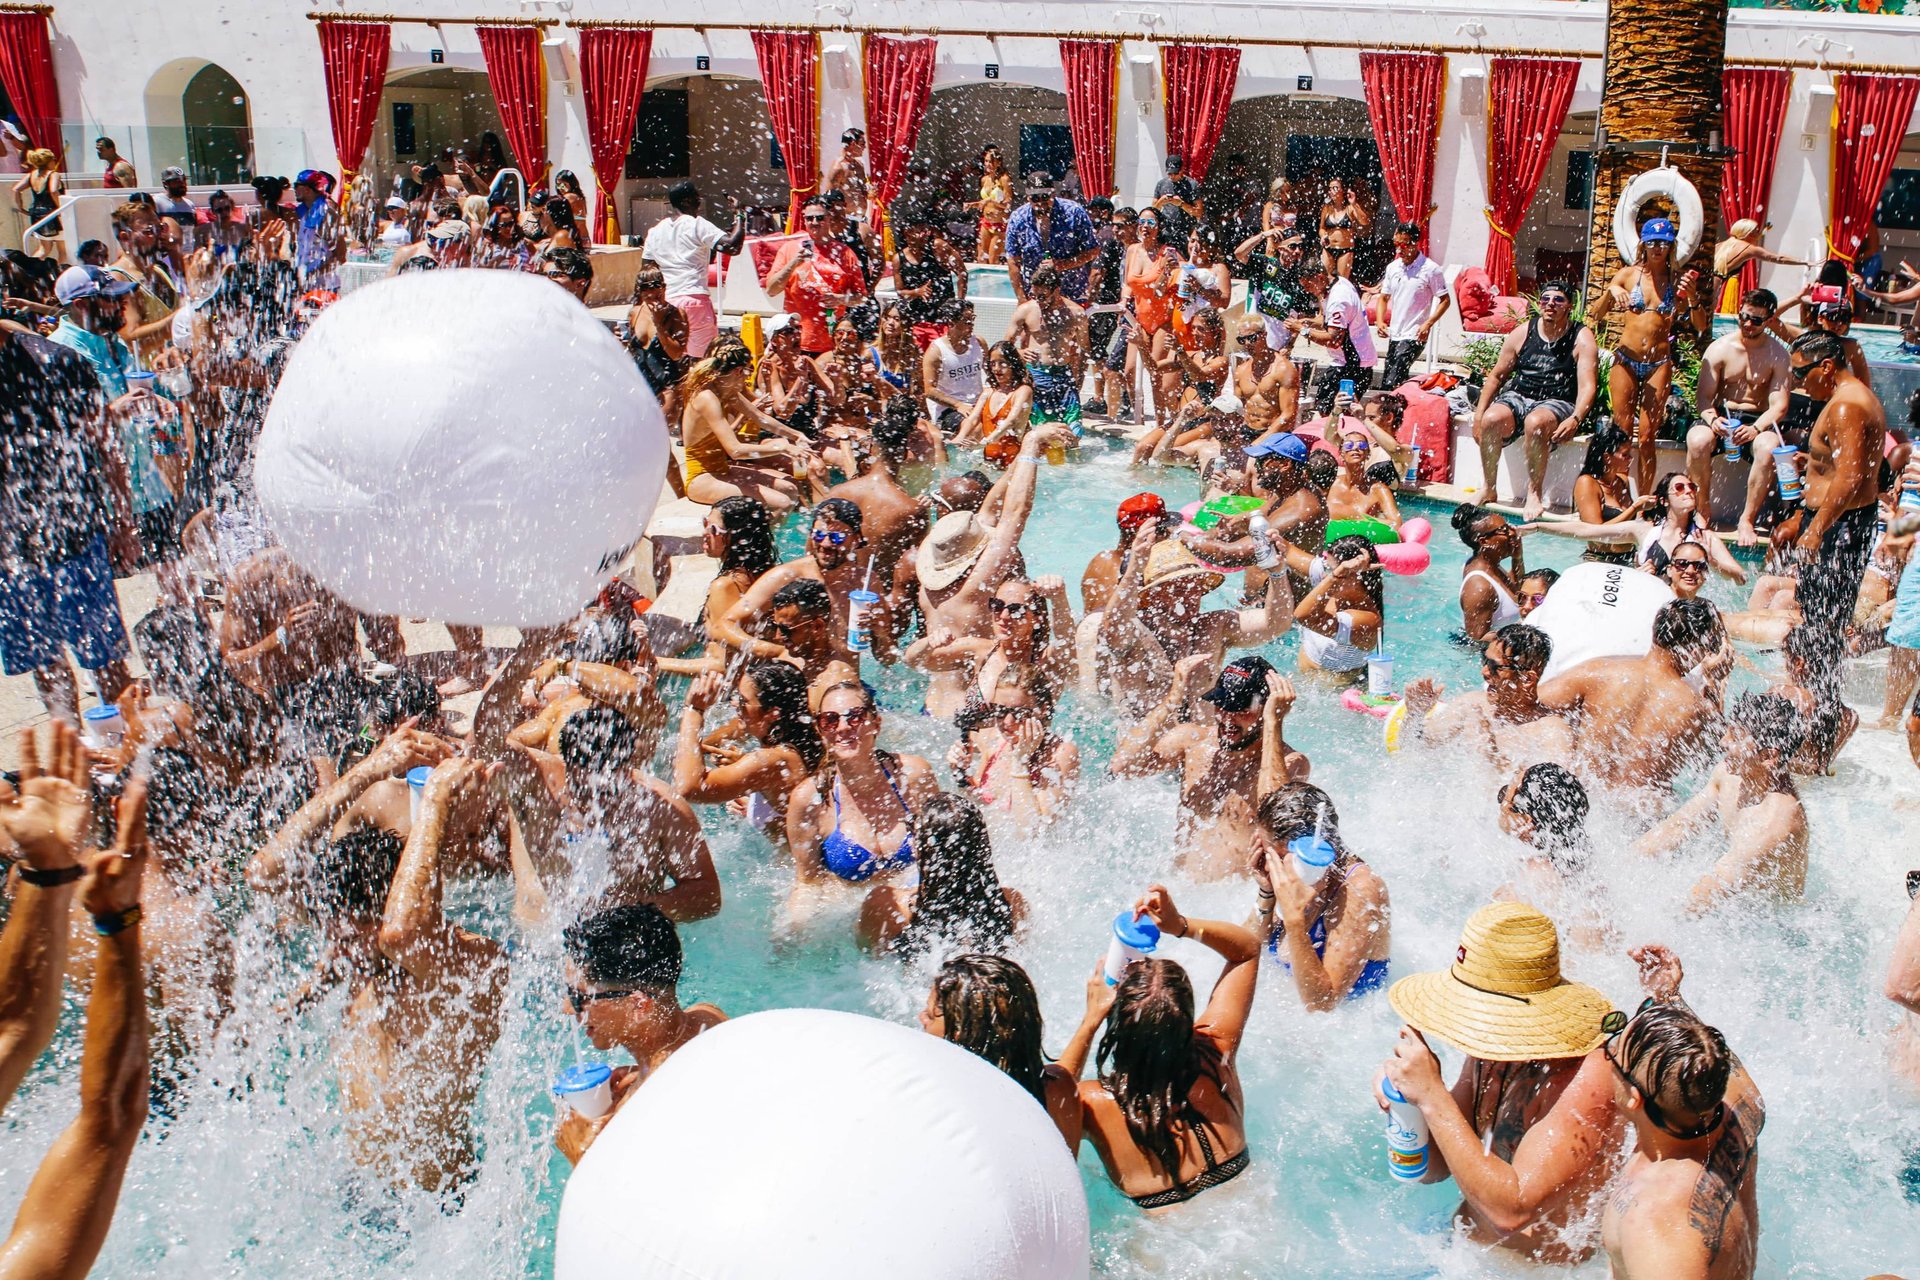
[895,251,954,326]
[1510,319,1580,403]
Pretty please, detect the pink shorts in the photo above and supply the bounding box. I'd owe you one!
[671,292,718,359]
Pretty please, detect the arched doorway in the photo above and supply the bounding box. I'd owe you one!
[368,67,509,196]
[1511,110,1597,296]
[624,75,785,238]
[906,83,1070,256]
[1216,94,1395,277]
[143,59,254,184]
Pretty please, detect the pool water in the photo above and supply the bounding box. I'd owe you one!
[5,439,1918,1278]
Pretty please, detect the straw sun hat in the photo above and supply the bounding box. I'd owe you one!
[1141,539,1225,595]
[918,511,992,591]
[1388,902,1614,1063]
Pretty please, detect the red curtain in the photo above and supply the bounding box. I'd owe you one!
[315,20,392,181]
[752,31,820,230]
[1484,57,1579,293]
[0,11,63,164]
[863,35,937,212]
[1830,72,1920,267]
[1720,68,1791,306]
[1059,40,1118,199]
[478,24,548,184]
[1360,52,1445,253]
[580,27,652,243]
[1161,43,1240,181]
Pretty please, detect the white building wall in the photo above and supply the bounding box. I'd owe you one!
[29,0,1920,282]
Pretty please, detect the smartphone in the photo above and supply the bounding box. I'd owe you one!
[1808,284,1844,305]
[1907,869,1920,900]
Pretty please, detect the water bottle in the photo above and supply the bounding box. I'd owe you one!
[1900,484,1920,513]
[1366,649,1395,699]
[1248,514,1282,570]
[1772,446,1803,504]
[1382,1076,1430,1181]
[1103,911,1161,985]
[1288,833,1337,887]
[407,765,433,823]
[846,589,880,653]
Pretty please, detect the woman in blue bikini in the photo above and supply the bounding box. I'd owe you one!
[786,682,941,915]
[1251,781,1392,1009]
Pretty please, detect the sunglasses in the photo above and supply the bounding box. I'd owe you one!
[1737,312,1768,325]
[1667,480,1697,493]
[811,528,851,546]
[1524,591,1548,607]
[566,984,635,1014]
[1340,442,1370,454]
[988,598,1034,618]
[1670,558,1709,574]
[994,704,1039,722]
[1539,293,1570,306]
[817,707,873,731]
[802,214,827,224]
[1602,998,1726,1140]
[1788,360,1820,382]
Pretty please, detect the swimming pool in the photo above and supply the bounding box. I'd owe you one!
[5,441,1917,1278]
[1713,314,1920,418]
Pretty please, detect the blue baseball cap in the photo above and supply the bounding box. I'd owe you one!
[1245,431,1309,462]
[1639,217,1677,244]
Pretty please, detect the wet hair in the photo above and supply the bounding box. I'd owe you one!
[769,577,832,618]
[1324,533,1384,614]
[892,794,1016,960]
[1028,264,1061,293]
[1304,450,1338,494]
[1741,288,1777,315]
[813,496,864,536]
[1097,957,1223,1176]
[666,180,700,213]
[1617,1004,1731,1123]
[1728,691,1805,761]
[1451,503,1504,548]
[1509,762,1589,858]
[557,705,640,779]
[1365,461,1400,490]
[1520,567,1561,595]
[1257,781,1355,861]
[1652,598,1724,666]
[144,747,209,839]
[986,339,1030,388]
[743,661,824,771]
[564,903,684,993]
[1816,258,1850,288]
[544,246,593,281]
[1791,328,1845,369]
[371,669,443,729]
[875,396,919,460]
[1495,623,1553,672]
[1579,425,1632,479]
[712,495,778,576]
[572,610,643,666]
[929,954,1051,1104]
[310,827,404,920]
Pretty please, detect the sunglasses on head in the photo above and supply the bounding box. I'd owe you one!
[989,598,1034,618]
[811,528,851,546]
[566,984,635,1014]
[817,706,872,731]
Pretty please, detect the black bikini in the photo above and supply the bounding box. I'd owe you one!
[1127,1109,1250,1209]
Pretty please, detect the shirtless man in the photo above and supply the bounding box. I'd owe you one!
[827,399,929,606]
[913,428,1067,717]
[1009,265,1088,433]
[1378,905,1642,1265]
[1789,329,1888,704]
[1094,521,1293,719]
[826,127,871,229]
[1634,692,1809,913]
[1111,657,1309,880]
[1234,316,1301,428]
[337,757,510,1195]
[552,904,727,1166]
[1402,625,1574,769]
[1180,431,1328,598]
[727,498,888,670]
[1687,290,1791,544]
[1081,493,1167,617]
[1538,598,1724,792]
[1599,952,1764,1280]
[219,544,372,766]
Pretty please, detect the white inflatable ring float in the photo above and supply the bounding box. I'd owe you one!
[1614,165,1704,268]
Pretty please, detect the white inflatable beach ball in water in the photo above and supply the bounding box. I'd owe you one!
[554,1008,1090,1280]
[1530,560,1675,680]
[254,269,667,626]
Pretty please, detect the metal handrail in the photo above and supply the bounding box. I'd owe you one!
[20,194,80,262]
[487,167,527,215]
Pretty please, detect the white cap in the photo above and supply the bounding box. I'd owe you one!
[764,312,797,335]
[1209,391,1244,416]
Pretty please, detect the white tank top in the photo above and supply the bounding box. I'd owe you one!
[1462,568,1523,631]
[932,336,984,402]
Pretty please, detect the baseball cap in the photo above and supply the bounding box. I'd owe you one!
[160,165,188,182]
[764,312,798,335]
[1209,391,1245,416]
[426,219,471,241]
[54,264,136,306]
[385,196,407,210]
[1244,431,1310,462]
[1639,217,1677,244]
[1026,172,1056,195]
[1116,492,1167,534]
[1201,656,1278,712]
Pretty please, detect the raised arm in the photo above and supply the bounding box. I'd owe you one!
[1632,776,1722,859]
[1230,554,1298,647]
[377,759,506,984]
[968,427,1066,589]
[1110,654,1209,777]
[1256,673,1298,801]
[0,782,151,1280]
[1136,885,1261,1059]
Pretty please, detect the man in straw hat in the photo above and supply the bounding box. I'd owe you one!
[910,426,1074,718]
[1376,901,1630,1264]
[1596,946,1763,1280]
[1093,520,1293,719]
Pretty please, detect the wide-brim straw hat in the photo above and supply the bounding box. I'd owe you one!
[1141,538,1225,594]
[918,511,991,591]
[1388,901,1613,1062]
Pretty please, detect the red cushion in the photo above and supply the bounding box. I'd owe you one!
[1393,381,1454,484]
[1455,267,1497,321]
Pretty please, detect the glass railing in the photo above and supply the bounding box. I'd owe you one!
[48,124,309,189]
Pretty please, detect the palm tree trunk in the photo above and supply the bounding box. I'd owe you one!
[1583,0,1730,346]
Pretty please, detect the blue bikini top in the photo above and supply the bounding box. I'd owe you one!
[820,763,915,882]
[1627,269,1676,317]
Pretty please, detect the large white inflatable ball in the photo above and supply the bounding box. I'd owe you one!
[254,269,668,626]
[554,1008,1090,1280]
[1531,560,1675,680]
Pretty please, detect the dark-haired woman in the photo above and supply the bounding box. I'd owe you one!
[955,340,1032,457]
[673,665,823,841]
[904,574,1074,718]
[921,954,1084,1148]
[1064,884,1260,1211]
[1452,504,1526,642]
[699,496,781,663]
[1252,782,1391,1009]
[1293,535,1384,677]
[1569,425,1642,565]
[858,792,1024,957]
[1523,471,1746,583]
[540,192,581,252]
[554,170,590,241]
[624,265,689,403]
